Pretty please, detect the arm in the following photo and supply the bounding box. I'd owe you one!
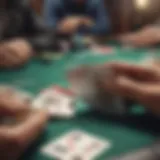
[0,110,49,160]
[80,0,110,35]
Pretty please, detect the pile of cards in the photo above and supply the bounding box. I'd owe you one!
[68,65,127,115]
[32,86,76,118]
[42,130,111,160]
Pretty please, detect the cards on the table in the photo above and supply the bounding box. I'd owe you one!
[41,130,111,160]
[32,86,75,118]
[91,45,114,55]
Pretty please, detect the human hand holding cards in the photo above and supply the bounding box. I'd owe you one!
[0,85,50,160]
[68,64,128,115]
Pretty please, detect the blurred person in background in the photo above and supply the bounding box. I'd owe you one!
[44,0,110,35]
[0,0,56,69]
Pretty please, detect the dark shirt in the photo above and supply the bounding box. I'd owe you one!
[0,0,56,52]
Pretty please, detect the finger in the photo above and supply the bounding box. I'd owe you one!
[107,62,160,82]
[0,96,29,117]
[104,75,145,101]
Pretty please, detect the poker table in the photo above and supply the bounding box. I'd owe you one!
[0,43,160,160]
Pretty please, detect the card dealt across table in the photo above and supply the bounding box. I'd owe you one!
[32,86,76,118]
[41,130,111,160]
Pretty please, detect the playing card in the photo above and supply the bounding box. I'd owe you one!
[32,86,75,118]
[91,45,114,55]
[41,130,111,160]
[68,65,126,115]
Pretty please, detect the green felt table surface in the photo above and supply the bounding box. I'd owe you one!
[0,44,160,160]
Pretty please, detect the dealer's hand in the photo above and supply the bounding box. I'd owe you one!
[104,62,160,115]
[0,39,33,69]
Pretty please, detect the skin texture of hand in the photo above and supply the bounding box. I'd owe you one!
[103,62,160,115]
[0,91,30,117]
[0,39,33,69]
[0,110,49,160]
[58,16,93,34]
[118,26,160,47]
[0,91,49,160]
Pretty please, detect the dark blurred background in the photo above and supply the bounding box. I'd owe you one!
[30,0,160,33]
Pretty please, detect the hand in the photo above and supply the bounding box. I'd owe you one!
[118,26,160,47]
[0,89,30,117]
[81,17,94,27]
[0,109,49,160]
[103,63,160,115]
[58,16,93,34]
[0,39,33,69]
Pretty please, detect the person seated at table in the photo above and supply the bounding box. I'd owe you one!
[118,22,160,47]
[0,0,56,69]
[105,62,160,116]
[0,91,49,160]
[44,0,110,35]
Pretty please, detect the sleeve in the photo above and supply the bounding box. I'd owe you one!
[80,0,110,35]
[22,5,56,52]
[0,12,9,41]
[43,0,61,27]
